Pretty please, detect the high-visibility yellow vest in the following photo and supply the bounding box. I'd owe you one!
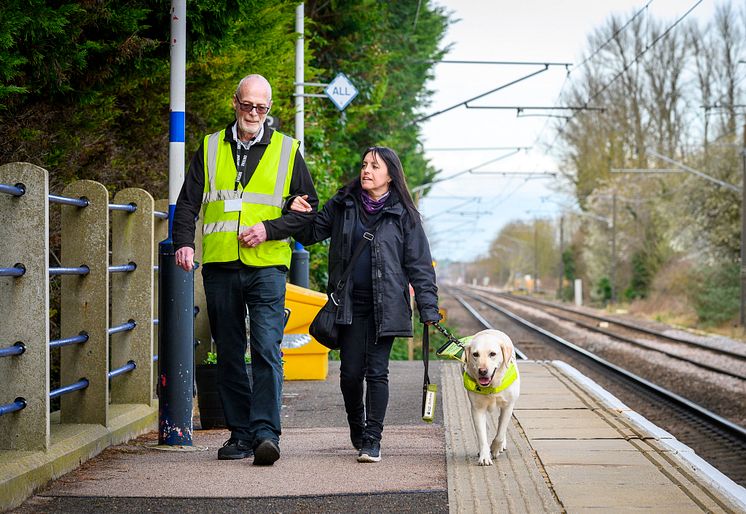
[200,128,298,267]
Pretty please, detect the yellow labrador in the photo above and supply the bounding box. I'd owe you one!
[462,329,520,466]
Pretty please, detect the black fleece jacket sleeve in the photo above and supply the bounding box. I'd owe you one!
[172,141,318,250]
[172,142,205,250]
[289,195,337,246]
[263,150,318,241]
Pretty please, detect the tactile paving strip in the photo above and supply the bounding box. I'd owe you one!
[440,361,562,513]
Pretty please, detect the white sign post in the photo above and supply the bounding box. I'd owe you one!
[324,72,359,111]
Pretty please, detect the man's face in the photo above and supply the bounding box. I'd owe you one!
[232,81,271,140]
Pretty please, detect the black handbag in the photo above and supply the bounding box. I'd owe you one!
[308,296,342,350]
[309,223,380,350]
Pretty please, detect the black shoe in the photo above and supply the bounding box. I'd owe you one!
[253,439,280,466]
[217,438,254,460]
[357,439,381,463]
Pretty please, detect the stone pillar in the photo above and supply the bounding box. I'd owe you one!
[0,163,50,450]
[60,180,109,426]
[111,188,154,406]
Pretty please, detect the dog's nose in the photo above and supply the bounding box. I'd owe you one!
[478,368,489,377]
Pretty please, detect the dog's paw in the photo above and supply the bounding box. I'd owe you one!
[477,452,493,466]
[490,438,507,458]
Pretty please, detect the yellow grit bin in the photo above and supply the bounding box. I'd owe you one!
[282,283,330,380]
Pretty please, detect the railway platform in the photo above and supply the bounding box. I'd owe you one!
[7,360,746,513]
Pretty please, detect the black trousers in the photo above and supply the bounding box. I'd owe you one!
[338,294,394,443]
[202,265,286,445]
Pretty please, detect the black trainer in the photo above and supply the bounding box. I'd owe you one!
[357,439,381,463]
[253,439,280,466]
[217,438,253,460]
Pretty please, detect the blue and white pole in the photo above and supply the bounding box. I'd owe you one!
[158,0,194,446]
[168,0,186,233]
[289,3,310,287]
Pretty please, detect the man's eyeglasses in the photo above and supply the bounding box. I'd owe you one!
[234,96,270,115]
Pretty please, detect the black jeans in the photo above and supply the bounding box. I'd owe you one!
[338,293,394,443]
[202,265,286,445]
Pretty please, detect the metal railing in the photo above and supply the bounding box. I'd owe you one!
[0,342,25,358]
[0,163,177,453]
[0,264,25,277]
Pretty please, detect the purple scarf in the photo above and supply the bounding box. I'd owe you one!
[360,190,389,214]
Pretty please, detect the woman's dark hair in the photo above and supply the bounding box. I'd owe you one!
[360,146,421,222]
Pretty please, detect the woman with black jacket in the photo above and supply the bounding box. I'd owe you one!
[289,146,441,463]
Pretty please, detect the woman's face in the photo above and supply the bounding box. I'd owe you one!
[360,151,392,199]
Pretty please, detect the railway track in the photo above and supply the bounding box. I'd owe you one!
[488,289,746,381]
[441,286,746,487]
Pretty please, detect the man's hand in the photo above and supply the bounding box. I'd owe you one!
[238,222,267,247]
[175,246,195,272]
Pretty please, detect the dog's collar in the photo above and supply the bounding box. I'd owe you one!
[463,361,518,395]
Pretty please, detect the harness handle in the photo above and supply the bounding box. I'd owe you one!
[421,324,437,422]
[431,320,468,362]
[431,321,463,351]
[422,323,431,387]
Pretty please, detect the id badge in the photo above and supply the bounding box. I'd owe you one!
[224,198,242,212]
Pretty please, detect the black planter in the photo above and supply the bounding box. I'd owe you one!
[195,363,252,430]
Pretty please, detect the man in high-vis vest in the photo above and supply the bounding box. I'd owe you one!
[173,74,318,466]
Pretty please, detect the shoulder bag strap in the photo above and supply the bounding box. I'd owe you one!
[332,217,384,300]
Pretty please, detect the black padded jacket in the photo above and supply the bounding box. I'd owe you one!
[293,182,440,337]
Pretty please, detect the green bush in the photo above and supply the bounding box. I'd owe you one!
[559,247,577,301]
[690,263,739,326]
[624,250,660,301]
[391,318,459,361]
[203,351,250,365]
[592,276,612,303]
[391,320,423,360]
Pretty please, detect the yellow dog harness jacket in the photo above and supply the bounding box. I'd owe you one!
[463,361,518,395]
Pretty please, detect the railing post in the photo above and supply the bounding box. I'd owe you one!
[60,180,109,426]
[111,188,155,406]
[0,162,50,450]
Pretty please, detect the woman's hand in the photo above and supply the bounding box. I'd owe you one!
[289,194,313,213]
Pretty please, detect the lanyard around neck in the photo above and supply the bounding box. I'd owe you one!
[235,145,249,191]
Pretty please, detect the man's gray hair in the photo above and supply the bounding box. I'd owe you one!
[235,74,272,102]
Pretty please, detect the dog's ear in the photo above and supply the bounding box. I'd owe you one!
[500,339,513,368]
[463,344,471,364]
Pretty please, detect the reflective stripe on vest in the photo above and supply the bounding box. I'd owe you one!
[202,220,239,236]
[200,129,297,266]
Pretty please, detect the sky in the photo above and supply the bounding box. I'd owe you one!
[419,0,718,263]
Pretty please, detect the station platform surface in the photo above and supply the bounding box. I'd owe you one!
[9,360,746,513]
